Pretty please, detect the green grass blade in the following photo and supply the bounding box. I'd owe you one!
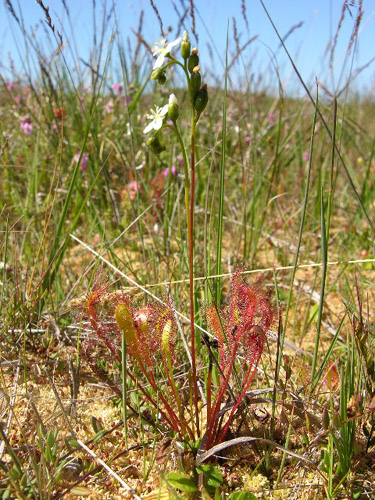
[215,21,229,304]
[310,184,328,386]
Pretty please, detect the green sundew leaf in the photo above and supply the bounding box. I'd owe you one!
[91,416,103,433]
[66,438,80,449]
[70,486,93,496]
[196,465,223,496]
[166,472,198,493]
[93,429,108,442]
[228,491,257,500]
[45,445,53,464]
[46,430,57,448]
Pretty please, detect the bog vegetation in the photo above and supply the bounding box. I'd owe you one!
[1,1,375,499]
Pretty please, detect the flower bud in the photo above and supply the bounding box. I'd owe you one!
[181,31,191,60]
[190,71,201,93]
[188,52,199,73]
[151,67,163,80]
[158,73,167,85]
[194,84,208,116]
[147,134,166,155]
[167,94,179,121]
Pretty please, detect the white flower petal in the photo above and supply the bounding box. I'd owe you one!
[143,122,154,134]
[153,54,165,69]
[160,104,169,116]
[154,117,163,130]
[167,38,181,51]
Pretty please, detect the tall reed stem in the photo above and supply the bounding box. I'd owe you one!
[189,113,200,437]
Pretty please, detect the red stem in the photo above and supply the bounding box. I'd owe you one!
[205,349,237,449]
[141,366,183,435]
[216,355,261,445]
[189,117,200,437]
[207,362,212,424]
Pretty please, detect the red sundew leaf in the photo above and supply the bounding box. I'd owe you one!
[206,306,224,348]
[241,324,266,364]
[203,270,275,449]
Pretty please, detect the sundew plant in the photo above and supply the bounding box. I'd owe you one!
[1,1,375,499]
[85,32,272,452]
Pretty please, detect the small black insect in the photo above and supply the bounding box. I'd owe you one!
[201,332,219,349]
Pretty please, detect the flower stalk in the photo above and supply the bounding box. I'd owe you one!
[144,31,208,439]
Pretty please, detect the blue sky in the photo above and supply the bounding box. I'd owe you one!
[1,0,374,95]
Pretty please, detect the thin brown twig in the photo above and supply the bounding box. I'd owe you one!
[148,0,164,37]
[34,0,63,47]
[4,0,20,24]
[189,0,198,42]
[241,0,249,32]
[330,1,347,72]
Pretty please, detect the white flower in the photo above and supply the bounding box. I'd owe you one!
[152,37,181,69]
[143,104,169,134]
[169,93,178,105]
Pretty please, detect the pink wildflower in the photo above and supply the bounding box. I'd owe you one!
[6,82,14,92]
[111,83,123,94]
[303,151,310,162]
[127,181,140,200]
[128,181,139,192]
[20,116,33,135]
[163,165,177,177]
[74,152,89,171]
[105,100,113,113]
[268,109,279,125]
[268,112,275,125]
[52,123,59,132]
